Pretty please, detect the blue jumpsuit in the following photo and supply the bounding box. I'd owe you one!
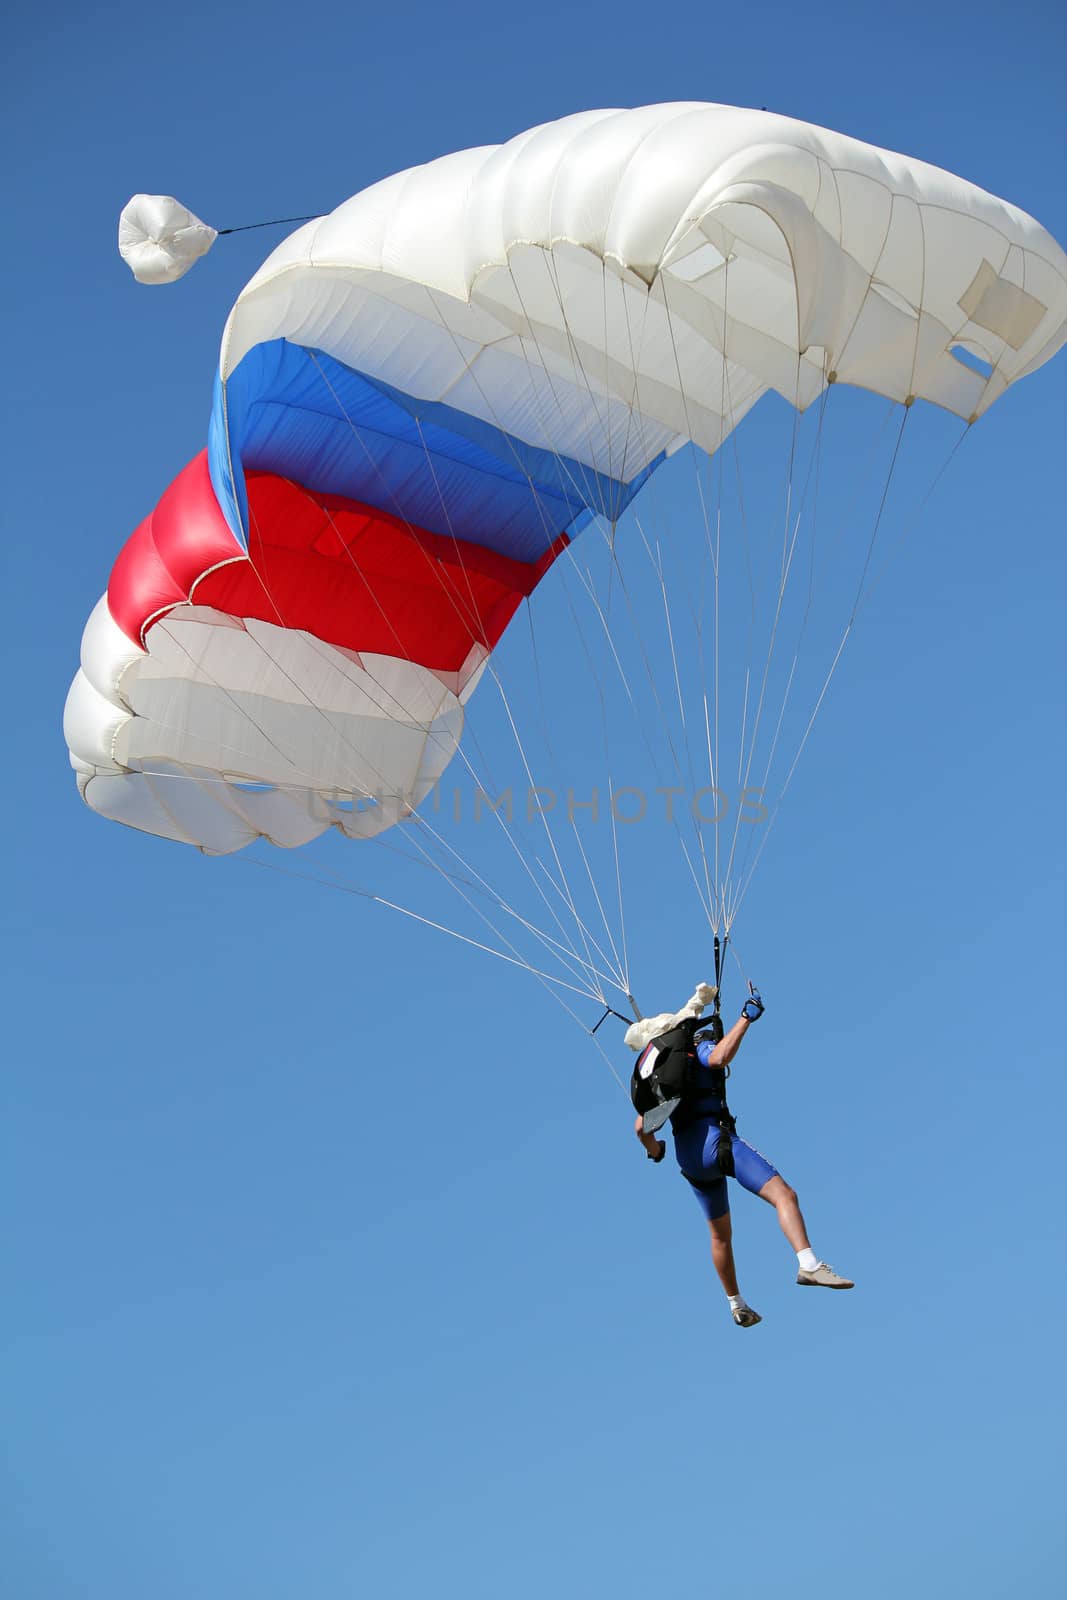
[671,1040,780,1221]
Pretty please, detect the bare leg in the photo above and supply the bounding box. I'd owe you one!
[707,1211,740,1296]
[758,1176,811,1252]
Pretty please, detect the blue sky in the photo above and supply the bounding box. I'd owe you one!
[3,2,1065,1596]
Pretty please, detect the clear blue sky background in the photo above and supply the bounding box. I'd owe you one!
[4,3,1065,1596]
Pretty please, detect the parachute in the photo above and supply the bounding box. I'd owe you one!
[66,104,1067,1013]
[118,195,218,285]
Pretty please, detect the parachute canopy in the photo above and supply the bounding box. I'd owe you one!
[70,105,1067,859]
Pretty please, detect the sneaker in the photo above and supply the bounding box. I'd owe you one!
[732,1307,762,1327]
[796,1263,854,1289]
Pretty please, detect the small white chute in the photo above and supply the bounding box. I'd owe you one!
[624,985,719,1052]
[118,194,217,285]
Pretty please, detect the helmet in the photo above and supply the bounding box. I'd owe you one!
[694,1014,724,1047]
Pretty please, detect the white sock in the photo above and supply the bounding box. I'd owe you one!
[728,1294,749,1313]
[797,1248,820,1273]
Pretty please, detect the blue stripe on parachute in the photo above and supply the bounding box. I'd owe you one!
[209,340,661,562]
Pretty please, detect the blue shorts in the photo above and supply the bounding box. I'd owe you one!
[672,1119,780,1221]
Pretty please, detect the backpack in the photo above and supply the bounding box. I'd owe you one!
[630,1013,722,1134]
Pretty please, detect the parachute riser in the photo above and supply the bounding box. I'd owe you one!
[591,1004,636,1036]
[713,933,728,1023]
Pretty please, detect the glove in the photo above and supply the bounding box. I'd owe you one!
[741,985,764,1022]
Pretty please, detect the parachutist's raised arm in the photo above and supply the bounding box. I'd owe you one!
[701,986,765,1069]
[702,1015,751,1069]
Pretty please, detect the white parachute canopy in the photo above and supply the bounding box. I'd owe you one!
[118,194,217,285]
[73,107,1067,1016]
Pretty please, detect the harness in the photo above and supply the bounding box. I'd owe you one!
[625,935,739,1177]
[631,1018,739,1176]
[670,1058,737,1178]
[662,932,738,1179]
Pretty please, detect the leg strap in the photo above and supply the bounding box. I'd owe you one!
[716,1113,738,1178]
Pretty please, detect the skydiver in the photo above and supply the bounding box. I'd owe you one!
[628,983,854,1328]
